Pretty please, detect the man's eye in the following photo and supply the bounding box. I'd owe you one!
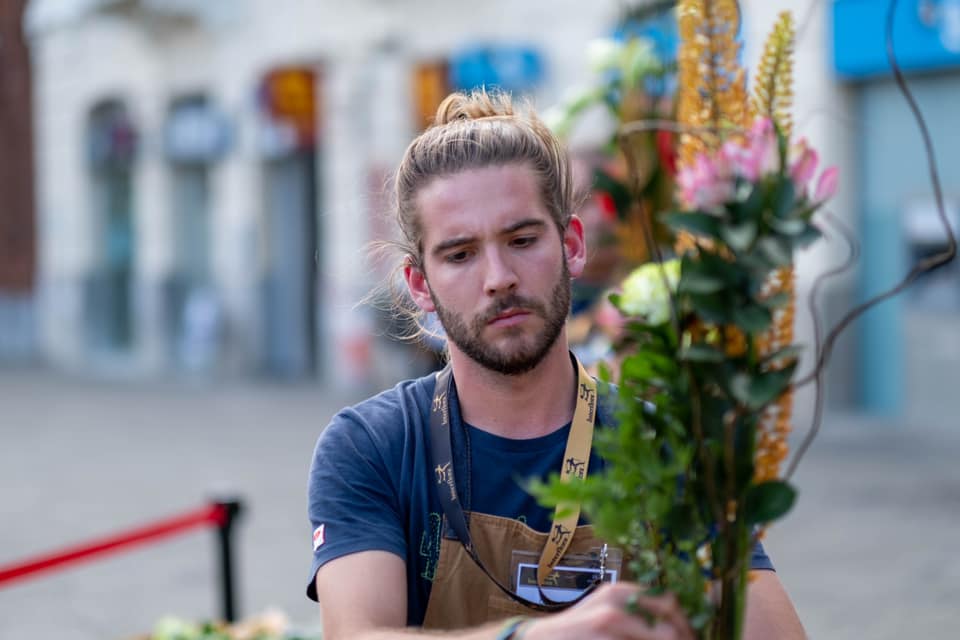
[512,236,537,248]
[445,251,470,263]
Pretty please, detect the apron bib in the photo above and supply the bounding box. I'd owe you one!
[425,356,617,630]
[422,513,609,630]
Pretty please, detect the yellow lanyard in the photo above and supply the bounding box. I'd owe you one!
[535,358,596,587]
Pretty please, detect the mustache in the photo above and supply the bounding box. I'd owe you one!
[476,294,546,326]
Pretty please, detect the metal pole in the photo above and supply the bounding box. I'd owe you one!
[214,498,243,623]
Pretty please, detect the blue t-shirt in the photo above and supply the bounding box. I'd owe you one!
[306,372,773,625]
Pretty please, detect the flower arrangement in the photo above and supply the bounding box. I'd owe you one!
[536,7,840,639]
[543,30,677,267]
[143,611,320,640]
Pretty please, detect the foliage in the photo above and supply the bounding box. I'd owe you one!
[535,116,836,639]
[146,612,320,640]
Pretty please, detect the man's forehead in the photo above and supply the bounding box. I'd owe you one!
[415,165,551,246]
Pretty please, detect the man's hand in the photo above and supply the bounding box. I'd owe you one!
[315,552,798,640]
[522,583,695,640]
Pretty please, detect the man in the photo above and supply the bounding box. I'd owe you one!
[307,90,806,639]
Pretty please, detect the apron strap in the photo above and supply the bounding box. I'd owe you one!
[428,360,602,612]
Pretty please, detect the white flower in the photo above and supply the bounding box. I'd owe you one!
[618,259,681,325]
[586,38,623,73]
[540,105,570,134]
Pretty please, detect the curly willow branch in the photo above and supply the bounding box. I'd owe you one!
[787,0,957,488]
[784,210,860,482]
[789,0,957,476]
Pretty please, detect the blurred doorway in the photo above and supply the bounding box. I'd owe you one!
[258,67,321,377]
[163,95,231,372]
[263,152,317,377]
[86,100,137,354]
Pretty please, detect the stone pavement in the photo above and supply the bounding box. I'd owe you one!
[1,368,958,639]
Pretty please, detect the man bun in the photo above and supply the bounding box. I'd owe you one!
[434,89,516,124]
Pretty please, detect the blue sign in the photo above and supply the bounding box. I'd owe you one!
[614,6,683,97]
[450,45,545,93]
[834,0,960,79]
[614,7,680,62]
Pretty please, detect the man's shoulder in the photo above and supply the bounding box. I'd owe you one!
[323,372,440,443]
[349,371,438,418]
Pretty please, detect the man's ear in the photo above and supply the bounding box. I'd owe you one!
[563,215,587,279]
[403,259,436,313]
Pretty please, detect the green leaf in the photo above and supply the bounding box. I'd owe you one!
[679,272,725,294]
[792,222,823,248]
[761,345,803,366]
[739,251,776,273]
[729,362,797,410]
[769,217,806,236]
[731,304,773,334]
[687,293,730,324]
[662,212,721,240]
[621,351,676,381]
[697,251,742,284]
[596,360,613,383]
[720,221,758,252]
[679,344,725,362]
[732,180,766,222]
[745,480,797,524]
[665,504,697,540]
[773,175,797,219]
[757,236,792,267]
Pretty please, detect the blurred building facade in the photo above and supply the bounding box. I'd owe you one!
[24,0,633,386]
[22,0,958,419]
[0,0,37,362]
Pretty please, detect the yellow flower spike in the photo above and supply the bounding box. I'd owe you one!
[750,12,796,138]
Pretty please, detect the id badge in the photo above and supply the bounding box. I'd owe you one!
[510,545,622,604]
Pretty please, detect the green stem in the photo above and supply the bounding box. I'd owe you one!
[715,521,750,639]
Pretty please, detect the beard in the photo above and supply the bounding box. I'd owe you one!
[430,261,571,376]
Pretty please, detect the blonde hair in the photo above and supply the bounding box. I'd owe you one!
[369,89,576,344]
[395,89,575,268]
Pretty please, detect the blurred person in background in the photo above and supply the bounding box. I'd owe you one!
[306,90,804,640]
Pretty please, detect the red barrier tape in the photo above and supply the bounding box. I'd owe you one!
[0,503,228,588]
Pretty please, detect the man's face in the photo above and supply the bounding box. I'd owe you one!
[404,163,585,375]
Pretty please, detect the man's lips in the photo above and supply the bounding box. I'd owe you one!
[487,309,530,326]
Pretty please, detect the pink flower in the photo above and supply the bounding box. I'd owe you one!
[739,117,780,180]
[716,118,780,182]
[814,166,839,202]
[678,152,733,210]
[720,140,749,177]
[789,138,819,195]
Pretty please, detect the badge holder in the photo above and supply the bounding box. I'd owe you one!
[510,545,623,605]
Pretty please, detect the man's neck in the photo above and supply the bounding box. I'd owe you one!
[446,339,577,439]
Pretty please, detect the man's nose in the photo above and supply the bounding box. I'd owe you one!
[482,248,519,296]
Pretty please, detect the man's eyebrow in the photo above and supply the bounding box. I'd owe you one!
[501,218,547,235]
[432,235,476,256]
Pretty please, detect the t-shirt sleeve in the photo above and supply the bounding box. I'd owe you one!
[749,539,775,571]
[305,409,407,601]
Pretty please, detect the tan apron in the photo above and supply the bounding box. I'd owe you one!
[423,356,617,630]
[422,513,608,630]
